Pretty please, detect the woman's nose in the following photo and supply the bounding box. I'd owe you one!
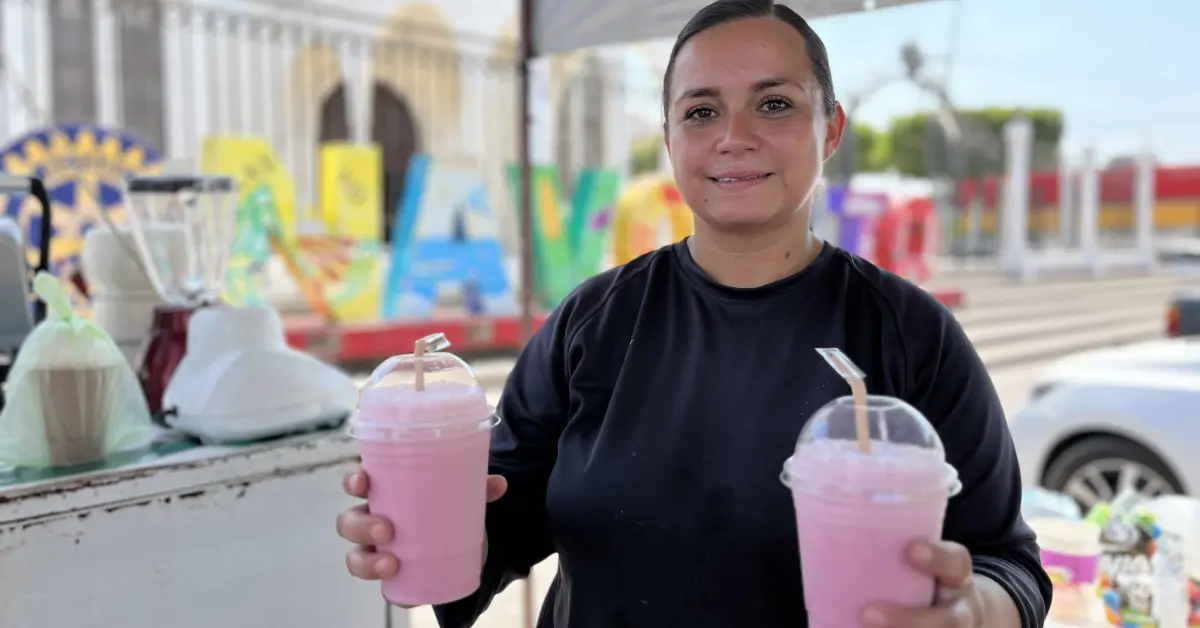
[716,113,758,154]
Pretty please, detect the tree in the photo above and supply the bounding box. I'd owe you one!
[629,136,661,176]
[886,107,1064,179]
[854,123,892,172]
[826,122,893,180]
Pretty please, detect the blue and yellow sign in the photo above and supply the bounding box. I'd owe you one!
[0,123,162,277]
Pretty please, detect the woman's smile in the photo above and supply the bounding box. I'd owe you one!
[709,171,774,190]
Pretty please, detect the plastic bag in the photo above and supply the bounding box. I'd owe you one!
[0,272,153,468]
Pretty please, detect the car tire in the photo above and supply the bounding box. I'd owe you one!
[1043,435,1184,501]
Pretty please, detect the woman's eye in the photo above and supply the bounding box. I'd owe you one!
[761,98,792,112]
[685,106,716,120]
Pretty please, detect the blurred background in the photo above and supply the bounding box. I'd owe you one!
[1,0,1199,626]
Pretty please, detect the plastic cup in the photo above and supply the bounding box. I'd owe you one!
[780,395,961,628]
[346,335,499,606]
[35,364,121,466]
[1028,517,1103,625]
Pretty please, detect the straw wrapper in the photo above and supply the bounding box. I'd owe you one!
[816,348,870,454]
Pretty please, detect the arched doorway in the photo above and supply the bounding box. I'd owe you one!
[317,82,420,243]
[373,83,420,244]
[319,84,351,142]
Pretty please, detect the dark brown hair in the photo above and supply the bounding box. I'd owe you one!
[661,0,837,120]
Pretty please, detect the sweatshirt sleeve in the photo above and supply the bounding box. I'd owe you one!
[432,302,574,628]
[900,291,1053,628]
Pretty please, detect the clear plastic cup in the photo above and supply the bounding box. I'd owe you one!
[346,333,499,606]
[780,395,961,628]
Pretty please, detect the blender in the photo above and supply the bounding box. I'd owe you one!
[123,174,357,443]
[123,175,231,415]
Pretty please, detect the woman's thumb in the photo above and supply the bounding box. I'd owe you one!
[485,475,508,502]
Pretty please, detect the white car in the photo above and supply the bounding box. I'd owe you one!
[1009,337,1200,510]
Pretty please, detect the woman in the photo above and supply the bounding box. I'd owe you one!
[336,1,1052,626]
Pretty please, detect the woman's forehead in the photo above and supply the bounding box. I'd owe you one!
[671,17,815,91]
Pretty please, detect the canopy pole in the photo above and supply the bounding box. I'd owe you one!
[516,7,539,628]
[517,0,536,346]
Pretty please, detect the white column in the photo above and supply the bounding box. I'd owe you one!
[278,23,297,180]
[1000,117,1032,277]
[213,15,230,133]
[1077,147,1100,269]
[569,76,585,175]
[340,38,372,145]
[1057,153,1073,248]
[528,57,553,165]
[297,26,315,208]
[602,50,631,179]
[463,62,485,157]
[236,16,252,136]
[93,0,119,126]
[190,9,212,145]
[161,4,186,159]
[31,0,51,124]
[1134,146,1156,266]
[0,0,30,135]
[258,19,275,149]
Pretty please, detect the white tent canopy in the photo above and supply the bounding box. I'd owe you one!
[531,0,947,56]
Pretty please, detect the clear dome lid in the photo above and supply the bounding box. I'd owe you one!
[782,395,961,502]
[347,333,497,440]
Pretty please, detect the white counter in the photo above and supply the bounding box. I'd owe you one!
[0,431,410,628]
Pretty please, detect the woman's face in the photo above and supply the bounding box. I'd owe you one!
[665,17,844,233]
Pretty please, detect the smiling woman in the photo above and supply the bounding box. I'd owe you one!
[662,0,843,247]
[335,2,1053,627]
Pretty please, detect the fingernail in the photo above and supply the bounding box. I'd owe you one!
[911,543,933,564]
[375,557,393,574]
[372,523,389,543]
[862,607,889,627]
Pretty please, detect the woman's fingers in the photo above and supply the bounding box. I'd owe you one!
[485,475,508,502]
[342,469,369,498]
[345,545,399,580]
[336,504,394,545]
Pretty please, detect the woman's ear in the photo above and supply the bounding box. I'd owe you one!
[822,102,847,163]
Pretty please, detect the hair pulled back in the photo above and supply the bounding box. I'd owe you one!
[661,0,837,121]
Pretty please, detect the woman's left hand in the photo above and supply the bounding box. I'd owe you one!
[861,540,984,627]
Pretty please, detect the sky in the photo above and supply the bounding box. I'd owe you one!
[620,0,1200,165]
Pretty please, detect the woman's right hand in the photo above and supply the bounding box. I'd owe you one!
[336,467,509,582]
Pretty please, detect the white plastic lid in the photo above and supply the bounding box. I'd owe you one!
[346,333,497,441]
[781,395,961,502]
[1028,517,1103,557]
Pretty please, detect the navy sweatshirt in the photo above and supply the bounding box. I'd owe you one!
[434,241,1051,627]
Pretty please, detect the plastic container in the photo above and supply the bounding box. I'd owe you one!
[1029,517,1104,626]
[346,333,498,606]
[781,394,961,628]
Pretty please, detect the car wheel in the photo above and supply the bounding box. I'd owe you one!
[1042,435,1183,511]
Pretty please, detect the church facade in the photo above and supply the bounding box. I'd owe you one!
[0,0,636,242]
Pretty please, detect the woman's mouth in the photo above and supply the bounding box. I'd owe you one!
[709,173,772,189]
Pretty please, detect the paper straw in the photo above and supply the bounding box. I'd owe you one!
[414,338,427,391]
[816,348,871,454]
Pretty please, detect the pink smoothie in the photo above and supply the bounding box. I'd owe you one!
[785,439,955,628]
[352,381,494,606]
